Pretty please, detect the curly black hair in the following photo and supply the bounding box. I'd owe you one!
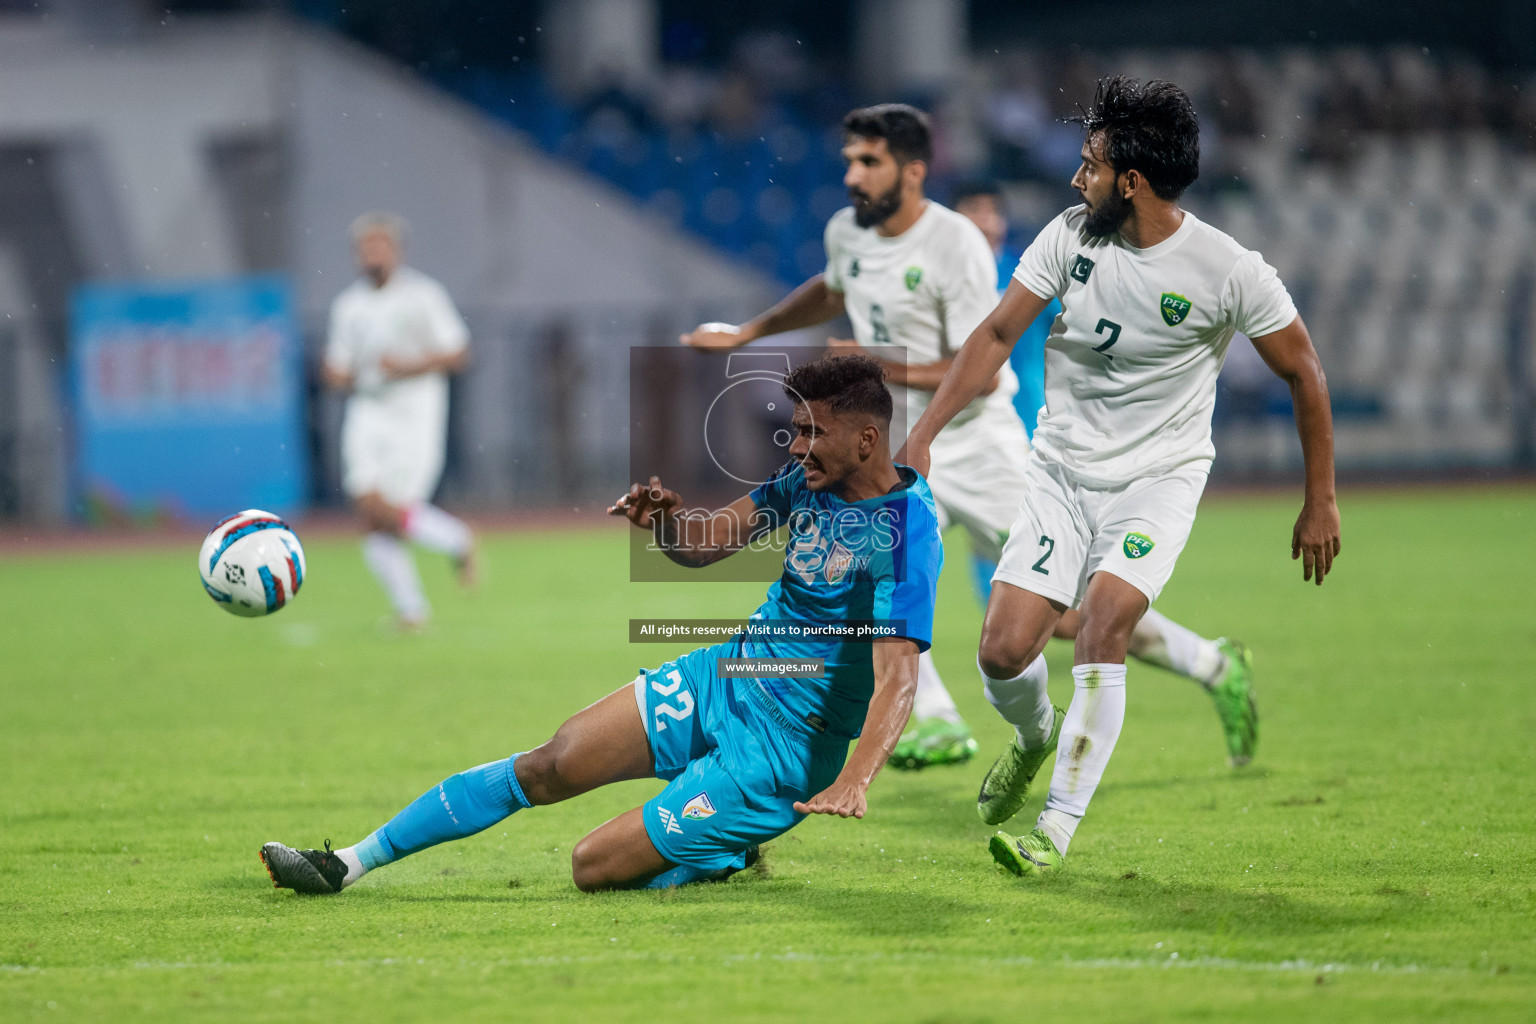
[843,103,933,166]
[1070,76,1200,200]
[782,353,893,424]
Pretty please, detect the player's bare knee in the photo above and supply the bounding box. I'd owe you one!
[569,841,595,891]
[979,620,1049,679]
[512,743,567,806]
[569,836,611,892]
[978,635,1031,681]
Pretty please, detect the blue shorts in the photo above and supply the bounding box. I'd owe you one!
[634,641,850,872]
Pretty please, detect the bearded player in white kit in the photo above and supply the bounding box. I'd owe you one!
[683,104,1253,773]
[323,212,477,629]
[902,78,1341,876]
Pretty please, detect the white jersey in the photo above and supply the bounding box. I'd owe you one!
[324,266,470,429]
[824,202,1018,440]
[1013,206,1296,488]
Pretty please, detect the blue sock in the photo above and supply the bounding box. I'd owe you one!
[641,862,717,889]
[354,754,532,871]
[970,554,998,607]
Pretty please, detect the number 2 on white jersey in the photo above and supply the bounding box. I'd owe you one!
[1093,318,1121,359]
[651,668,694,733]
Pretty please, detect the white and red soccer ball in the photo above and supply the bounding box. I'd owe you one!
[198,509,306,617]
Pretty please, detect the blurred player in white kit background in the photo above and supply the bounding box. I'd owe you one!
[322,212,477,629]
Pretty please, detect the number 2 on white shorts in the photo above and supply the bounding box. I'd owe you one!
[1032,535,1055,575]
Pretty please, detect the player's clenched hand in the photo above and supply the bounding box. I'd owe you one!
[1292,498,1341,585]
[680,322,749,351]
[607,476,682,529]
[826,336,859,349]
[793,778,868,819]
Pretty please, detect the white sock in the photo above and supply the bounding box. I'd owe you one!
[1130,608,1224,689]
[981,654,1054,749]
[334,846,366,887]
[1037,663,1127,855]
[913,650,963,724]
[403,503,473,558]
[362,532,430,622]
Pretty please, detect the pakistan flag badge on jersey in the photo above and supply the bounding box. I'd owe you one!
[904,265,923,291]
[1160,292,1192,327]
[1123,532,1155,559]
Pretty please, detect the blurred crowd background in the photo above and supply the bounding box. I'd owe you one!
[0,0,1533,524]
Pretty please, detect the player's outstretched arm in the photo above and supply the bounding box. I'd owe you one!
[681,275,846,350]
[899,281,1049,475]
[794,638,919,819]
[607,477,763,567]
[1250,316,1341,585]
[827,338,1000,394]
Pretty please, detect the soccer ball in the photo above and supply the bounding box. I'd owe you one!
[198,509,306,617]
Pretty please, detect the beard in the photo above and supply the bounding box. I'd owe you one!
[851,182,903,229]
[1082,187,1133,237]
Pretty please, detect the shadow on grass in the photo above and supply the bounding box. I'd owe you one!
[1093,765,1275,799]
[237,859,992,942]
[869,793,992,840]
[678,883,990,940]
[696,859,1384,943]
[1052,870,1383,937]
[230,858,1399,953]
[871,760,1280,839]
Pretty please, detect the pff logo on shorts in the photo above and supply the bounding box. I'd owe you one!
[1123,532,1155,559]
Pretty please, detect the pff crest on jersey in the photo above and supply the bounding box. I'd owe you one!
[1160,292,1192,326]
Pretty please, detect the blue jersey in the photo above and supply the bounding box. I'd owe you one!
[998,247,1060,438]
[745,461,942,738]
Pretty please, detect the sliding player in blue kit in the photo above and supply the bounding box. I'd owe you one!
[259,353,941,894]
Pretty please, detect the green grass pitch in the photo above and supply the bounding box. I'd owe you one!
[2,487,1534,1022]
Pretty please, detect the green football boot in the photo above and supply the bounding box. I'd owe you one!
[989,828,1064,876]
[976,705,1066,825]
[1209,638,1258,767]
[887,717,980,770]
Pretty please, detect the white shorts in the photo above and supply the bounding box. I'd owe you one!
[341,406,446,506]
[925,411,1032,565]
[994,453,1209,607]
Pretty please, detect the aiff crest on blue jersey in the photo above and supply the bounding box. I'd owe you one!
[743,460,944,737]
[783,506,900,584]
